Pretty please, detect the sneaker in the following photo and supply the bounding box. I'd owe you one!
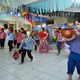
[31,58,33,61]
[19,62,24,65]
[57,53,60,56]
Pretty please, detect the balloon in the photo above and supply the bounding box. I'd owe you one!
[1,26,4,28]
[73,23,75,26]
[65,23,67,26]
[67,23,69,26]
[69,23,71,26]
[71,23,73,25]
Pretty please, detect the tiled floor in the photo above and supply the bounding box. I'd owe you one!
[0,44,79,80]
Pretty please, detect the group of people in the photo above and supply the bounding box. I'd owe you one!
[7,28,24,51]
[30,28,51,52]
[0,19,80,80]
[0,27,52,64]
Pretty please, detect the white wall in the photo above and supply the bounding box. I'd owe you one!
[0,23,4,26]
[0,16,32,30]
[54,17,68,24]
[0,21,8,29]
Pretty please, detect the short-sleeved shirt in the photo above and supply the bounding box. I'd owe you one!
[40,31,46,39]
[55,32,63,42]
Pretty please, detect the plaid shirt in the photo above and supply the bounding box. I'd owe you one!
[55,32,63,42]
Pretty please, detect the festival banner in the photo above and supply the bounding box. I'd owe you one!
[0,4,10,13]
[28,14,47,23]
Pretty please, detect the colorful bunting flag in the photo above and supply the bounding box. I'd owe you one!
[22,5,27,17]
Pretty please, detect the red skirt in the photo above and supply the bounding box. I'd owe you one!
[39,38,53,53]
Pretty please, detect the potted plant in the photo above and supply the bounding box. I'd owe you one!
[51,35,57,44]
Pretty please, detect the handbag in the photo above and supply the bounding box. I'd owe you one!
[12,50,20,60]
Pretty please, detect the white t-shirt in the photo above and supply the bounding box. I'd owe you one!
[65,43,70,54]
[26,31,31,36]
[4,29,8,48]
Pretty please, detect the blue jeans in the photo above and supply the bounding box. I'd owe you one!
[67,51,80,75]
[57,41,63,53]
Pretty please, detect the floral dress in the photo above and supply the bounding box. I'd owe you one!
[39,31,53,53]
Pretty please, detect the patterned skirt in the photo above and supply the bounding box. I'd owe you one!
[39,38,53,53]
